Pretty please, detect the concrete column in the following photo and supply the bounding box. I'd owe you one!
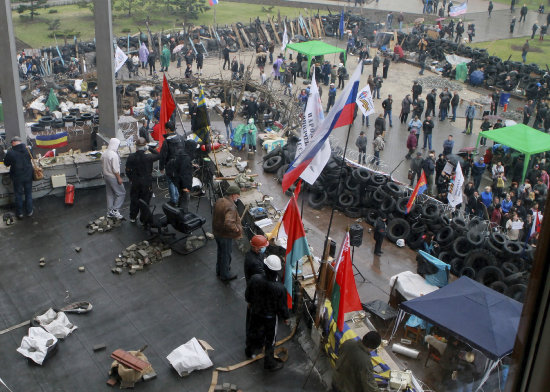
[0,0,26,141]
[93,0,118,139]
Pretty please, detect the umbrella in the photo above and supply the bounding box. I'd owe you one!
[446,154,465,167]
[172,44,185,54]
[458,147,476,153]
[414,17,424,24]
[436,17,446,21]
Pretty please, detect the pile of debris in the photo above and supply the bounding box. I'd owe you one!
[86,216,123,234]
[418,75,463,92]
[112,240,172,275]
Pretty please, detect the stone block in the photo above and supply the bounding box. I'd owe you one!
[78,266,85,272]
[161,249,172,258]
[75,247,82,253]
[126,244,137,251]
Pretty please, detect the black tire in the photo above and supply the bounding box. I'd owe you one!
[437,251,453,264]
[421,203,440,220]
[344,206,362,218]
[489,281,508,294]
[460,266,476,279]
[467,230,484,247]
[464,249,497,271]
[353,168,371,183]
[263,155,283,173]
[503,240,523,256]
[308,191,327,210]
[338,193,355,208]
[372,188,388,204]
[436,226,455,245]
[263,145,282,161]
[505,284,527,302]
[386,218,411,243]
[369,173,387,186]
[450,257,465,276]
[276,164,289,183]
[476,266,504,285]
[503,271,525,285]
[490,232,507,247]
[501,262,520,277]
[452,236,470,258]
[345,175,361,192]
[365,209,378,225]
[468,217,483,230]
[486,237,504,255]
[395,197,409,215]
[411,221,427,233]
[380,197,396,214]
[384,182,403,197]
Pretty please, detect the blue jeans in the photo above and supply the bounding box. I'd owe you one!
[440,107,448,120]
[13,178,33,216]
[423,133,432,150]
[167,177,180,205]
[522,53,526,63]
[225,122,233,141]
[399,21,403,31]
[384,109,392,126]
[374,87,381,99]
[452,106,457,121]
[215,237,233,279]
[362,114,369,126]
[371,150,380,165]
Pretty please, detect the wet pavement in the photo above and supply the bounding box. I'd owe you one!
[0,188,325,391]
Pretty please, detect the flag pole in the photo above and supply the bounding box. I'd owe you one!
[165,74,188,137]
[314,122,353,327]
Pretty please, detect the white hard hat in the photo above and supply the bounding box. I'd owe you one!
[264,255,282,271]
[396,239,405,247]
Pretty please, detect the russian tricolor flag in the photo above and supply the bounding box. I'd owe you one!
[282,63,362,192]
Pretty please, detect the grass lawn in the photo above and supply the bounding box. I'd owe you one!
[492,0,548,11]
[12,3,309,48]
[471,36,550,68]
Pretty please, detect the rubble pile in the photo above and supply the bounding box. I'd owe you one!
[112,240,172,275]
[418,76,463,92]
[86,216,123,234]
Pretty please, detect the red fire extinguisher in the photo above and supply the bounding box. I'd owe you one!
[65,184,75,205]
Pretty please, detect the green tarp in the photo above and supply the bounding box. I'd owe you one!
[285,41,346,79]
[475,123,550,182]
[455,63,468,82]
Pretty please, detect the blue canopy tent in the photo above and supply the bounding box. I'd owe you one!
[390,277,522,391]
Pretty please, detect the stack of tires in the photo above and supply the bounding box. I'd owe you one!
[267,152,534,302]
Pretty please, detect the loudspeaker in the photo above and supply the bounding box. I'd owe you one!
[349,224,364,247]
[324,238,337,259]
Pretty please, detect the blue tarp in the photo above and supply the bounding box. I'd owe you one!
[400,277,522,360]
[418,250,450,287]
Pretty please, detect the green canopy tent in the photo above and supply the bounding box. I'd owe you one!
[285,41,346,79]
[475,123,550,182]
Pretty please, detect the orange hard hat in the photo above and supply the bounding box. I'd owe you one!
[250,235,268,248]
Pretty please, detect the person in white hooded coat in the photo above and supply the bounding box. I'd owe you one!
[101,138,126,219]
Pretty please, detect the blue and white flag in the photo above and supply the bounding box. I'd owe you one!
[449,2,467,17]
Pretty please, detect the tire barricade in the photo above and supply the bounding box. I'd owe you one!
[264,150,534,303]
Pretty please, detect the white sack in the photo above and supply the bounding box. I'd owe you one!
[17,327,58,365]
[167,337,213,376]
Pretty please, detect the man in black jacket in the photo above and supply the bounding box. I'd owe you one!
[519,4,528,22]
[372,54,380,77]
[451,91,460,122]
[222,45,231,70]
[382,94,393,127]
[426,89,437,118]
[422,115,435,150]
[423,152,436,195]
[373,216,387,255]
[490,90,500,115]
[3,136,33,218]
[159,125,197,210]
[245,255,289,370]
[382,56,391,79]
[125,137,160,223]
[439,88,452,121]
[246,96,259,122]
[413,97,425,118]
[222,105,234,141]
[412,80,422,102]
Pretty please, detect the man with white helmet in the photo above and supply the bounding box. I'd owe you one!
[245,255,289,370]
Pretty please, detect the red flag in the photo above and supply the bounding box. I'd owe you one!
[406,170,427,214]
[158,74,176,151]
[331,232,362,332]
[293,179,302,199]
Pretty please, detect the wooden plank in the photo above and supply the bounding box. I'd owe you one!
[289,19,295,37]
[317,17,325,36]
[239,27,250,47]
[261,23,271,44]
[232,24,244,50]
[269,17,281,44]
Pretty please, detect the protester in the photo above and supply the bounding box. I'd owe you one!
[356,131,368,164]
[3,136,33,219]
[101,138,125,219]
[373,215,387,255]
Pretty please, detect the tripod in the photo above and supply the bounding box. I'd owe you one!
[194,155,217,215]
